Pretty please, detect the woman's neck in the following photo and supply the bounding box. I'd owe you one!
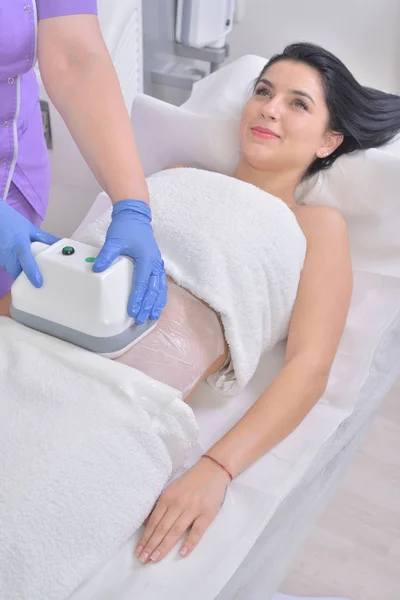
[234,161,301,209]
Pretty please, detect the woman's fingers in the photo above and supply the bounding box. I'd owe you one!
[136,462,229,564]
[136,502,168,559]
[144,512,196,563]
[137,510,215,564]
[179,515,212,558]
[136,506,182,563]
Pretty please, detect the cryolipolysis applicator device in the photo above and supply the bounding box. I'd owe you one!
[10,239,157,358]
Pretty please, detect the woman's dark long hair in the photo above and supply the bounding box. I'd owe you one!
[255,43,400,178]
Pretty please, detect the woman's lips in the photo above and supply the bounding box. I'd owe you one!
[251,126,280,139]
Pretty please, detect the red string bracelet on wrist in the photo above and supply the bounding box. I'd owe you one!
[201,454,233,482]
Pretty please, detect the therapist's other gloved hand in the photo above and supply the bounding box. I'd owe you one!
[0,200,59,287]
[93,199,167,324]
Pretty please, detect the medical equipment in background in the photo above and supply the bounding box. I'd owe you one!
[176,0,235,49]
[10,240,156,358]
[151,0,236,96]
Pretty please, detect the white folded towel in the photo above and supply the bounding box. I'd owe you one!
[77,169,307,394]
[0,318,198,600]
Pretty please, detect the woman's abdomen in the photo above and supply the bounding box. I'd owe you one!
[115,282,227,398]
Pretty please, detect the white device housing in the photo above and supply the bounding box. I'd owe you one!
[10,239,156,358]
[176,0,235,49]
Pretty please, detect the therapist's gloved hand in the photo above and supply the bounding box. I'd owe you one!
[0,200,59,287]
[93,199,167,324]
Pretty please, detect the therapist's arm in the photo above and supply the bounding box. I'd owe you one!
[37,15,149,205]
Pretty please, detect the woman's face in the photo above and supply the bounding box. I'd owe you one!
[240,59,340,174]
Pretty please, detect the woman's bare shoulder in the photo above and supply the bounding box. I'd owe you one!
[294,204,348,242]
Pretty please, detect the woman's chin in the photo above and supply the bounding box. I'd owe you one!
[241,148,281,171]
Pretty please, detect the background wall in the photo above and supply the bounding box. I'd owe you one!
[228,0,400,92]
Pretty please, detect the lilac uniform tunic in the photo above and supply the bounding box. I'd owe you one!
[0,0,98,297]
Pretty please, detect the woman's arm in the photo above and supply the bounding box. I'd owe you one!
[136,205,353,563]
[207,206,353,476]
[37,15,148,205]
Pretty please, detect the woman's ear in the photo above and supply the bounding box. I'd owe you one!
[317,131,344,159]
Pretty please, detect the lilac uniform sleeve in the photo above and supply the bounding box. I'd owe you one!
[36,0,98,19]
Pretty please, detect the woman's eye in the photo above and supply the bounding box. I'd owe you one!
[293,99,309,111]
[255,87,271,97]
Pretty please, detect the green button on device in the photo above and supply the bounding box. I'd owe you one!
[62,246,75,256]
[85,257,96,263]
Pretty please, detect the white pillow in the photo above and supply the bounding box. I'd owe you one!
[130,55,400,278]
[130,56,266,176]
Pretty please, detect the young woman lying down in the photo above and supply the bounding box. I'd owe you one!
[2,42,400,565]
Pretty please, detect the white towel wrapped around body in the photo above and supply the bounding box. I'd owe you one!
[0,319,198,600]
[78,168,307,393]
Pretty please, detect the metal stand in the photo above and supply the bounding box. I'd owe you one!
[151,43,229,90]
[174,42,230,71]
[151,61,206,91]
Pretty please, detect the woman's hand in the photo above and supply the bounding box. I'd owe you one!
[136,458,231,564]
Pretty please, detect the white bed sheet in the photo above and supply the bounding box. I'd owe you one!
[70,200,400,600]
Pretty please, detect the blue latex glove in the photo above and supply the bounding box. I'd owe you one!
[93,199,167,324]
[0,200,59,287]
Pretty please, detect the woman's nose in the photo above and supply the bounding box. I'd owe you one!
[260,97,280,120]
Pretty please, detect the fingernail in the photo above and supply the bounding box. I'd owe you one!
[136,546,143,557]
[150,550,160,561]
[139,552,149,563]
[180,546,188,557]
